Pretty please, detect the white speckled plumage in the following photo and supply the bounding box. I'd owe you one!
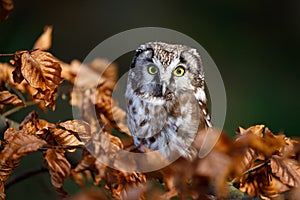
[125,42,211,159]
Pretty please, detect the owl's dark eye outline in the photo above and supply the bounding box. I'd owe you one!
[173,65,185,77]
[147,65,159,75]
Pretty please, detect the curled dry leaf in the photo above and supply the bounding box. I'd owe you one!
[0,90,24,109]
[71,149,96,187]
[65,58,129,135]
[18,111,85,151]
[44,149,70,197]
[270,155,300,188]
[59,120,91,144]
[49,127,84,151]
[10,50,63,109]
[33,25,53,51]
[234,125,300,199]
[0,0,13,22]
[235,125,286,158]
[0,128,46,197]
[2,128,46,162]
[94,86,130,135]
[71,131,146,199]
[238,161,289,199]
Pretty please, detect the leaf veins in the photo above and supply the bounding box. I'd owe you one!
[10,50,63,109]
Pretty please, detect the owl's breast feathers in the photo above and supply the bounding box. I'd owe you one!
[127,89,208,158]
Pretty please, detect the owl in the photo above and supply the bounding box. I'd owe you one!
[125,42,211,160]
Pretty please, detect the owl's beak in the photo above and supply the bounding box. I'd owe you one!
[161,82,167,96]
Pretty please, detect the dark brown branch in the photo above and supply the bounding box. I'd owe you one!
[38,145,85,151]
[5,166,48,189]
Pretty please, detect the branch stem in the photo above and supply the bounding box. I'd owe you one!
[5,166,48,189]
[1,101,40,117]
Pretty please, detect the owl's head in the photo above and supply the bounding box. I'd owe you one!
[128,42,205,102]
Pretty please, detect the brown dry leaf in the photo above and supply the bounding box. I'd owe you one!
[238,161,289,199]
[195,150,232,197]
[44,149,70,197]
[64,59,130,135]
[0,90,24,109]
[18,110,39,134]
[10,50,63,109]
[2,128,46,162]
[234,125,300,199]
[70,149,96,188]
[158,129,234,199]
[46,127,84,152]
[73,131,146,199]
[0,128,46,198]
[0,0,13,22]
[33,25,53,51]
[94,88,130,135]
[0,190,5,200]
[18,111,84,150]
[235,125,286,158]
[61,58,117,87]
[70,170,85,188]
[73,149,96,173]
[59,120,91,144]
[270,155,300,188]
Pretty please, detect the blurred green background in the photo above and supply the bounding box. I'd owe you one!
[0,0,300,199]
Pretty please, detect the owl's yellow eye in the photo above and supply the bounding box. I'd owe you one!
[147,65,159,75]
[173,66,185,77]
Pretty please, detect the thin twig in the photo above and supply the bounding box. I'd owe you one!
[5,166,48,189]
[0,49,39,57]
[1,101,40,117]
[242,160,270,175]
[38,144,85,151]
[231,160,270,183]
[0,53,15,57]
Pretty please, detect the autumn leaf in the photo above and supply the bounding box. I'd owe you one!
[65,58,130,135]
[48,127,84,151]
[59,120,91,144]
[270,155,300,188]
[44,149,70,198]
[0,90,24,109]
[237,161,290,199]
[33,25,53,51]
[0,0,13,22]
[10,50,63,109]
[0,128,46,198]
[71,149,97,186]
[235,125,286,158]
[2,127,46,162]
[233,125,300,199]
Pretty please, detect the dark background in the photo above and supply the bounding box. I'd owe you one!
[0,0,299,199]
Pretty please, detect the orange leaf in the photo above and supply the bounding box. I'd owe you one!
[59,120,91,143]
[11,50,63,109]
[0,128,46,197]
[0,90,24,108]
[33,26,53,51]
[49,127,84,151]
[2,128,46,161]
[44,149,70,189]
[270,155,300,187]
